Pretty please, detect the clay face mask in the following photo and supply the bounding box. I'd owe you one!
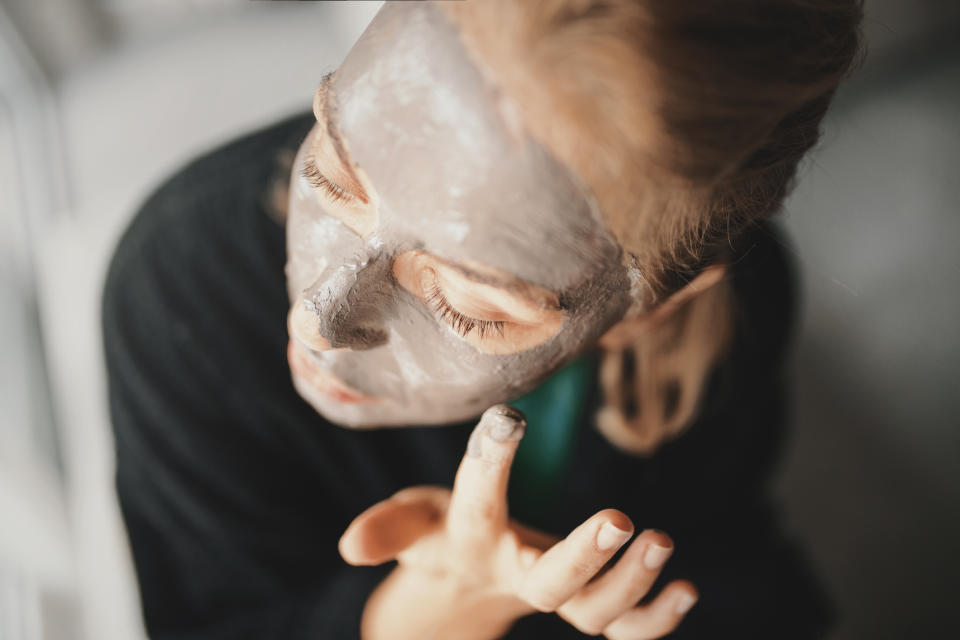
[285,1,633,428]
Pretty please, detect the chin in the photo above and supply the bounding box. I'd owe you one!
[291,373,480,429]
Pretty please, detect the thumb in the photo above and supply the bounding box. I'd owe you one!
[338,486,449,566]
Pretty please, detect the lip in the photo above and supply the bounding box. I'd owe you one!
[286,340,380,404]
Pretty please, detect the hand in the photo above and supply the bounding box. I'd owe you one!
[339,404,698,639]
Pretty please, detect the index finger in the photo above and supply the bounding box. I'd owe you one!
[446,404,527,546]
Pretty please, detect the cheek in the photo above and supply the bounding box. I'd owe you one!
[558,273,634,353]
[367,308,505,397]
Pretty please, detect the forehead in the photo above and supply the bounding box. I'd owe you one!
[330,2,620,292]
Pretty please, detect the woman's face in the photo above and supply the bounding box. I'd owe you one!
[286,2,634,428]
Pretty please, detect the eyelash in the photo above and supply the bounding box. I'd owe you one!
[302,155,354,203]
[425,284,506,340]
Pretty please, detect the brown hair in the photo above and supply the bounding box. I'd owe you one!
[443,0,864,298]
[444,0,863,453]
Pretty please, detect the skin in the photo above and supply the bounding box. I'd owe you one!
[284,2,709,637]
[340,405,699,639]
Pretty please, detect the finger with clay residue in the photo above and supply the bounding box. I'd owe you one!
[446,404,527,545]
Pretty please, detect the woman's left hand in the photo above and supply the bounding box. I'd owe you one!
[339,404,697,639]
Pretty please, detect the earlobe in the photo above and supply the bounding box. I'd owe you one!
[598,263,728,350]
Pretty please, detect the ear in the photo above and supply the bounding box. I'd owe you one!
[598,263,728,350]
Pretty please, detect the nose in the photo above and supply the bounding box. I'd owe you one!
[288,303,332,351]
[289,250,392,351]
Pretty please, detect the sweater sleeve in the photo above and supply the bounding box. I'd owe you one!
[102,148,391,639]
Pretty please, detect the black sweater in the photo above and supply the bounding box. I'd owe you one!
[103,113,832,639]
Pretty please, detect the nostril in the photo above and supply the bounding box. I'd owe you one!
[288,301,333,351]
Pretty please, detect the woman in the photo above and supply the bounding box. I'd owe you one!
[103,1,863,638]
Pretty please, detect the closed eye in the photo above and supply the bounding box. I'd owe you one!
[425,283,506,339]
[392,250,565,355]
[302,155,355,203]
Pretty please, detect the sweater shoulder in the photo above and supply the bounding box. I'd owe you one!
[105,112,312,281]
[101,113,314,402]
[103,114,311,324]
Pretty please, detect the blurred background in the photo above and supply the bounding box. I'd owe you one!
[0,1,957,638]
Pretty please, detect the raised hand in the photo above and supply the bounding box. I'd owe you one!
[339,404,697,639]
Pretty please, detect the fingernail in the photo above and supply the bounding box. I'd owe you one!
[597,522,632,551]
[643,543,673,570]
[467,405,527,457]
[676,592,697,615]
[483,404,526,442]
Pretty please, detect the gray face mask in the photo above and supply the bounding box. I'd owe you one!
[285,1,633,428]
